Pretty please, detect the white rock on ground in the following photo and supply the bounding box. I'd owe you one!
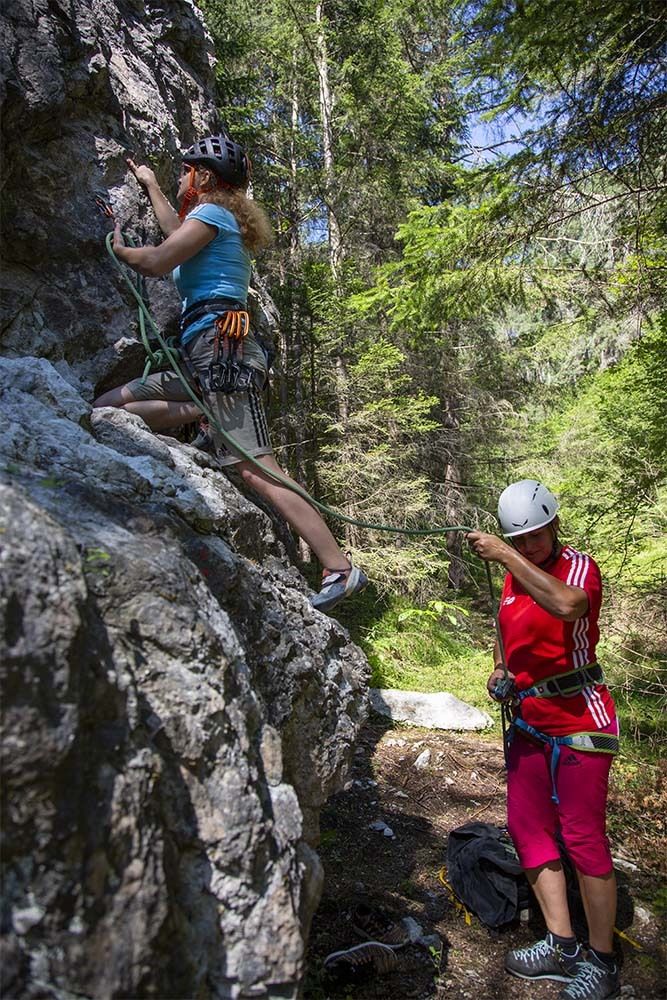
[370,689,493,730]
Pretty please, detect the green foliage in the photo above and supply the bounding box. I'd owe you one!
[358,596,495,718]
[514,317,666,573]
[397,599,470,629]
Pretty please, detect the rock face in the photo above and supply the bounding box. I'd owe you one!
[1,0,217,394]
[0,3,369,998]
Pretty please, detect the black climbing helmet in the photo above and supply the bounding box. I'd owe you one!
[181,133,249,187]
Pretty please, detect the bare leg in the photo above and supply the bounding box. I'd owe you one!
[576,870,616,952]
[95,390,349,572]
[120,399,201,430]
[236,454,350,571]
[525,860,575,938]
[93,386,201,430]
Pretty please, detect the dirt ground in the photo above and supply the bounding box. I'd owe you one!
[304,716,666,1000]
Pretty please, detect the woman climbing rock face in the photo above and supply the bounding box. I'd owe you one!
[94,132,367,613]
[466,480,621,1000]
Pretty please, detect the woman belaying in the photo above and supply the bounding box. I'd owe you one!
[94,132,367,613]
[466,480,620,1000]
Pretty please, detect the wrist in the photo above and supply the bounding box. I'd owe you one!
[500,544,522,571]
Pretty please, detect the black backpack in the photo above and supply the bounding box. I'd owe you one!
[446,822,532,928]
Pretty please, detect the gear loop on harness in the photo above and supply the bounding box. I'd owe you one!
[206,308,260,394]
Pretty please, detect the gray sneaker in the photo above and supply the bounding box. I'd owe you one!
[505,933,581,982]
[559,954,620,999]
[310,564,368,613]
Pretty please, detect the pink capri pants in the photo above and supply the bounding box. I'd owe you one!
[506,731,615,876]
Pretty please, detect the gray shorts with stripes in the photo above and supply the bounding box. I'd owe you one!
[125,326,273,467]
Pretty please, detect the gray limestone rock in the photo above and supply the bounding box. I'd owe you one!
[0,359,369,999]
[0,1,370,997]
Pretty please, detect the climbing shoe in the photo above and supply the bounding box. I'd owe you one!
[558,953,620,1000]
[310,563,368,614]
[192,421,215,454]
[505,932,582,982]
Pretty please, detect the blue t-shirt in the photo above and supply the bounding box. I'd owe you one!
[172,203,252,344]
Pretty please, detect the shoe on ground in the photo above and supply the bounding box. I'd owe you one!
[310,563,368,613]
[558,953,621,1000]
[350,902,411,948]
[505,932,581,982]
[323,940,398,983]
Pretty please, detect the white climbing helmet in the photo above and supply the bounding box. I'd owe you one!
[497,479,559,538]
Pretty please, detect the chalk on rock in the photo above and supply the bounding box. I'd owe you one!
[370,689,493,730]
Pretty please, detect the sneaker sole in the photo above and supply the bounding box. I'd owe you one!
[505,967,576,983]
[561,990,620,1000]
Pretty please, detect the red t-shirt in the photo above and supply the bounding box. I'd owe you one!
[498,545,616,737]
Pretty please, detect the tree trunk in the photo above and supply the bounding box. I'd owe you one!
[314,2,356,549]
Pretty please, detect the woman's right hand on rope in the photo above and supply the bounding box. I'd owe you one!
[466,530,511,565]
[487,666,516,701]
[112,222,128,260]
[127,158,158,190]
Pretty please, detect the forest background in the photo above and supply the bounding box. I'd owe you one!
[198,0,665,859]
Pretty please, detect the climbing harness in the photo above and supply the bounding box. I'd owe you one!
[181,297,269,393]
[500,659,617,802]
[507,717,619,804]
[516,663,605,702]
[180,296,245,336]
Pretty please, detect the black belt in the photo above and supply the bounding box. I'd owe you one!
[518,663,604,702]
[180,297,245,337]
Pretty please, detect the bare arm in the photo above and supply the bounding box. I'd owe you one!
[467,531,588,621]
[126,159,181,236]
[112,218,216,277]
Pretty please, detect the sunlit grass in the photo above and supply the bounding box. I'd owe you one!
[337,589,499,720]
